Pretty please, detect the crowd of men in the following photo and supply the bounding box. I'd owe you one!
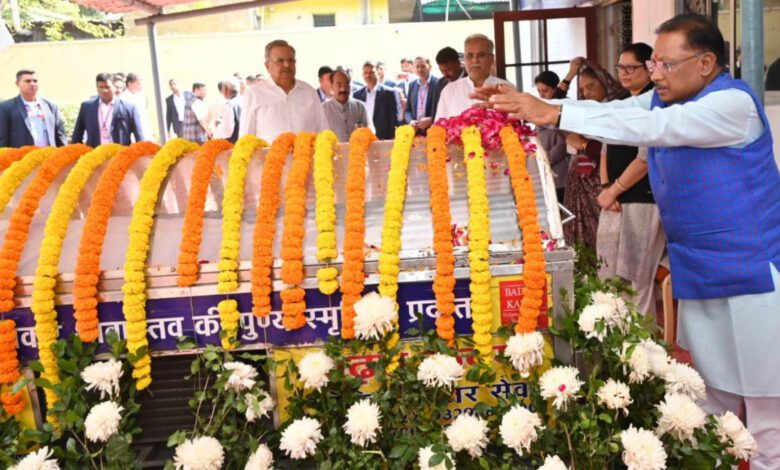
[0,33,506,147]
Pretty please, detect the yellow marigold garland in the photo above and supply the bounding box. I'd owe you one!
[178,140,234,287]
[32,144,123,423]
[462,126,494,359]
[0,319,24,415]
[251,133,295,318]
[217,135,268,294]
[313,130,339,295]
[340,128,376,339]
[0,147,55,215]
[379,125,415,371]
[426,126,456,342]
[499,127,547,333]
[215,135,267,349]
[281,133,316,331]
[0,144,91,313]
[122,138,199,390]
[73,142,161,343]
[0,146,36,174]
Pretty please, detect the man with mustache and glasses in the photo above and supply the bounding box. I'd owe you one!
[239,39,327,142]
[322,70,373,143]
[476,15,780,467]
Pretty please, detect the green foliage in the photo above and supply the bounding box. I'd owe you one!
[1,0,122,41]
[29,332,142,470]
[163,341,274,470]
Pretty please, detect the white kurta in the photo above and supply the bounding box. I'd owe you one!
[557,87,780,397]
[435,75,511,120]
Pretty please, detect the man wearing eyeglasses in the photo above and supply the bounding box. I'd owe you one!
[239,39,327,142]
[478,14,779,467]
[0,69,67,148]
[434,34,510,120]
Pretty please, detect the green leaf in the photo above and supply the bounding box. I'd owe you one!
[389,444,408,459]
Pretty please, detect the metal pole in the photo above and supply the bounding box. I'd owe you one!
[147,22,167,143]
[741,0,764,104]
[729,0,735,78]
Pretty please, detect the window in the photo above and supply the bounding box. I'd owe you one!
[313,13,336,27]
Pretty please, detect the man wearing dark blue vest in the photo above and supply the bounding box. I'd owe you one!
[480,14,779,466]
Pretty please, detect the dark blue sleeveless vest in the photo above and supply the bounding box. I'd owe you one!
[648,72,780,299]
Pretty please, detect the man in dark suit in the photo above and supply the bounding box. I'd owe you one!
[71,73,145,147]
[0,69,67,148]
[377,62,396,87]
[165,79,185,138]
[404,56,439,135]
[353,61,401,140]
[432,47,467,120]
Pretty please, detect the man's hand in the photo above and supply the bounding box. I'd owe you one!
[417,117,432,130]
[488,88,560,126]
[597,187,622,212]
[470,83,517,103]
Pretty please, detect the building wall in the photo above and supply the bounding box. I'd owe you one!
[0,19,492,137]
[630,0,675,46]
[122,0,390,37]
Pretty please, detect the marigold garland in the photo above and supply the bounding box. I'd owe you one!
[340,128,376,339]
[0,144,92,313]
[0,146,36,173]
[312,130,339,295]
[73,142,161,343]
[281,132,316,330]
[122,138,199,391]
[217,135,268,294]
[379,125,415,371]
[32,144,123,422]
[218,299,241,350]
[426,126,456,342]
[0,147,55,216]
[0,319,24,415]
[500,127,547,333]
[462,126,494,359]
[178,140,234,287]
[251,133,296,318]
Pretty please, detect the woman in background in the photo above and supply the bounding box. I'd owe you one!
[534,71,569,204]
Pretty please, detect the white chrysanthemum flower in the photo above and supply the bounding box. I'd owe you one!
[621,340,670,383]
[280,417,323,460]
[9,446,60,470]
[297,351,335,391]
[417,446,453,470]
[499,405,542,456]
[353,292,396,340]
[663,361,706,402]
[343,399,382,447]
[656,393,707,443]
[596,379,632,414]
[174,436,225,470]
[244,444,274,470]
[80,359,123,399]
[538,366,583,411]
[223,362,259,393]
[245,393,275,422]
[620,426,667,470]
[84,401,123,443]
[591,291,629,317]
[417,353,465,389]
[504,332,545,375]
[445,414,489,458]
[714,411,758,461]
[578,303,614,341]
[538,455,568,470]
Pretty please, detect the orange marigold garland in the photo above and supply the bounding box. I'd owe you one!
[251,133,296,318]
[0,144,92,313]
[0,319,24,415]
[0,146,36,173]
[339,128,376,339]
[177,140,234,287]
[426,126,456,342]
[499,126,547,333]
[0,147,55,216]
[73,142,160,343]
[281,132,316,330]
